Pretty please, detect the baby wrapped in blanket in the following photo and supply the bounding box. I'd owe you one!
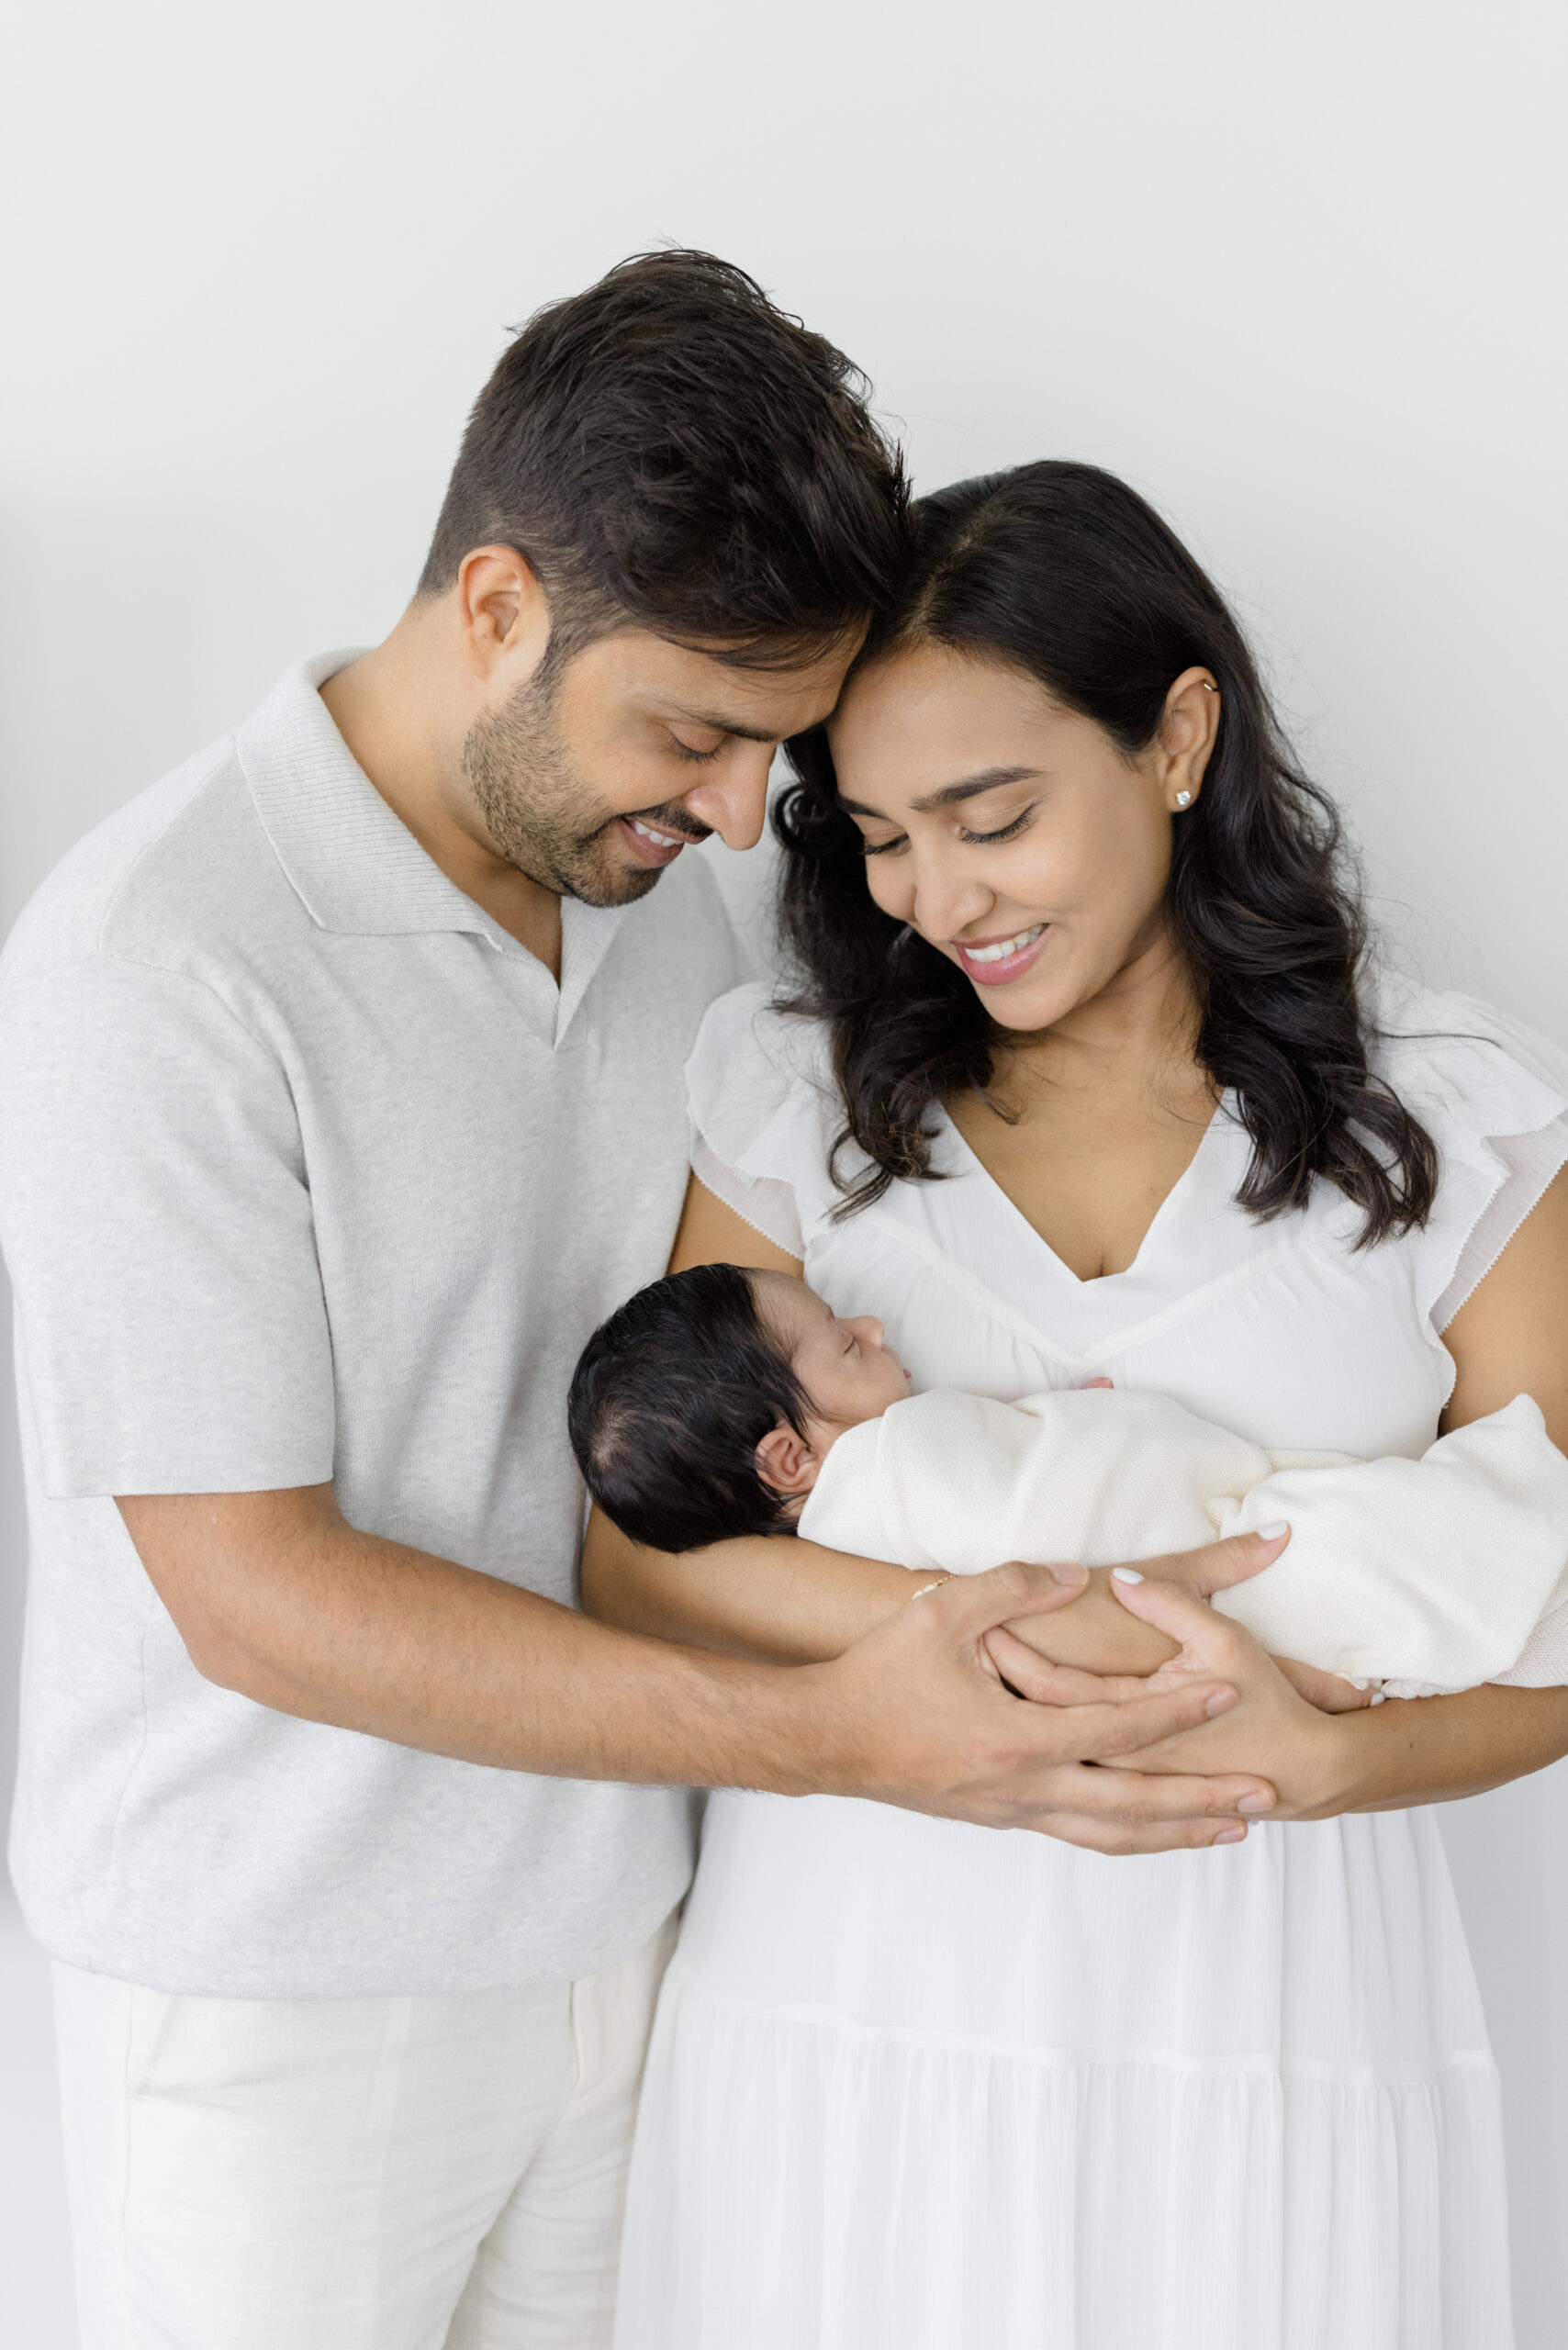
[569,1263,1568,1697]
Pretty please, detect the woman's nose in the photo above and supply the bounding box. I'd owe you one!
[909,853,992,943]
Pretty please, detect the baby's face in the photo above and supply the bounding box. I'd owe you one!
[755,1273,912,1435]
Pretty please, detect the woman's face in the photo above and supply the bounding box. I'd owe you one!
[826,643,1216,1035]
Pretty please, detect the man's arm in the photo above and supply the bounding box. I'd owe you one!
[116,1483,1279,1849]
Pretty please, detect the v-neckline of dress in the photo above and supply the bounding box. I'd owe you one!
[935,1096,1233,1291]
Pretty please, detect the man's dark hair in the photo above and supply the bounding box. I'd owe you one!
[568,1263,810,1552]
[419,250,911,666]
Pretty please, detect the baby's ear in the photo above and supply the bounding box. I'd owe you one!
[755,1422,819,1498]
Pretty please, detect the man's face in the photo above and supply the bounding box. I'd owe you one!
[461,627,858,907]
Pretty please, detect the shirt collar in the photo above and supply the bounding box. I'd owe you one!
[238,651,633,1045]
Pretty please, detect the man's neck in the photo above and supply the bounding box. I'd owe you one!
[319,612,565,977]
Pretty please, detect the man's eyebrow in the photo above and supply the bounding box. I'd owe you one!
[670,705,781,745]
[839,767,1041,821]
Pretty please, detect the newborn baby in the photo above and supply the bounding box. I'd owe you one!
[569,1263,1568,1697]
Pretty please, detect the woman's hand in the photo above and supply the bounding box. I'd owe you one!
[990,1572,1350,1818]
[1271,1656,1380,1713]
[994,1528,1292,1686]
[1104,1574,1352,1815]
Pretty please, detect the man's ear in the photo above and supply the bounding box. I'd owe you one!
[455,544,554,689]
[755,1422,820,1498]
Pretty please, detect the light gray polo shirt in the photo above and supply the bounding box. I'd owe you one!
[0,652,741,1998]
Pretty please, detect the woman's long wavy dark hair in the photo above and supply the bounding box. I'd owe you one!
[775,460,1437,1246]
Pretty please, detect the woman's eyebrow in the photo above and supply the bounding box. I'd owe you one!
[837,767,1040,822]
[910,766,1039,812]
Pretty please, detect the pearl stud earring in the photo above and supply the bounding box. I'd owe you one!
[1175,790,1193,808]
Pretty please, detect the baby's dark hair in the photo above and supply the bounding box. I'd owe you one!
[568,1263,811,1552]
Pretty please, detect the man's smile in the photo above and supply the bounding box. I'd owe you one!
[616,811,711,867]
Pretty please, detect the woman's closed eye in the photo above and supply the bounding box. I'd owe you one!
[959,807,1036,845]
[856,806,1037,855]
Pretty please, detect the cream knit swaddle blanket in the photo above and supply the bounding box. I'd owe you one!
[799,1387,1568,1695]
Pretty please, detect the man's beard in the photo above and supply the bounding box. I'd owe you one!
[460,675,709,909]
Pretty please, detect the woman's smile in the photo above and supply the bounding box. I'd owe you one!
[951,921,1049,984]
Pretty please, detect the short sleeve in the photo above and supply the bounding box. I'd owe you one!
[683,983,855,1261]
[0,959,336,1496]
[1375,986,1568,1341]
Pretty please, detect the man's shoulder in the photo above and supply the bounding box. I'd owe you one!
[1,732,292,996]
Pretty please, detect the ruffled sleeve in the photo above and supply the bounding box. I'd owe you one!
[1374,984,1568,1344]
[683,982,852,1261]
[1376,987,1568,1686]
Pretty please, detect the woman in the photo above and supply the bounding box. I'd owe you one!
[585,462,1568,2345]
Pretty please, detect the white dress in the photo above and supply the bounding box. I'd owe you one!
[614,980,1568,2350]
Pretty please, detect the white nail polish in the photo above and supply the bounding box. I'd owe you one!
[1112,1568,1144,1584]
[1257,1520,1289,1540]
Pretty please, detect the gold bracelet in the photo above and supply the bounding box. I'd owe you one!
[910,1574,954,1600]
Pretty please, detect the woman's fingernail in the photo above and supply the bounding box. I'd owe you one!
[1050,1563,1088,1584]
[1350,1678,1371,1692]
[1257,1520,1289,1540]
[1215,1826,1247,1844]
[1204,1688,1237,1717]
[1112,1567,1144,1584]
[1238,1791,1273,1812]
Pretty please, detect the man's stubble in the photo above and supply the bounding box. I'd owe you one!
[460,673,707,910]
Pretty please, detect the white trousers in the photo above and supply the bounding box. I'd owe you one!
[52,1915,676,2350]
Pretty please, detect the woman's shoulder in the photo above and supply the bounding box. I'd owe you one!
[1371,973,1568,1147]
[1368,972,1568,1333]
[684,981,842,1191]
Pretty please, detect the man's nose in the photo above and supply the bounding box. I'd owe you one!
[680,748,774,851]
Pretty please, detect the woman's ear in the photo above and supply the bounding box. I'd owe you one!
[1156,665,1221,812]
[755,1422,821,1498]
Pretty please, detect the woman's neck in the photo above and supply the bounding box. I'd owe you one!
[991,930,1208,1120]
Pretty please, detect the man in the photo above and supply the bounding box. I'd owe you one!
[0,252,1271,2347]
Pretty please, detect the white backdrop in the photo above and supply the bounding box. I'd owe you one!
[3,1,1565,2339]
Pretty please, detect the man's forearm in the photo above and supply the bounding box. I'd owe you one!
[1314,1681,1568,1817]
[118,1487,1288,1849]
[121,1488,831,1789]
